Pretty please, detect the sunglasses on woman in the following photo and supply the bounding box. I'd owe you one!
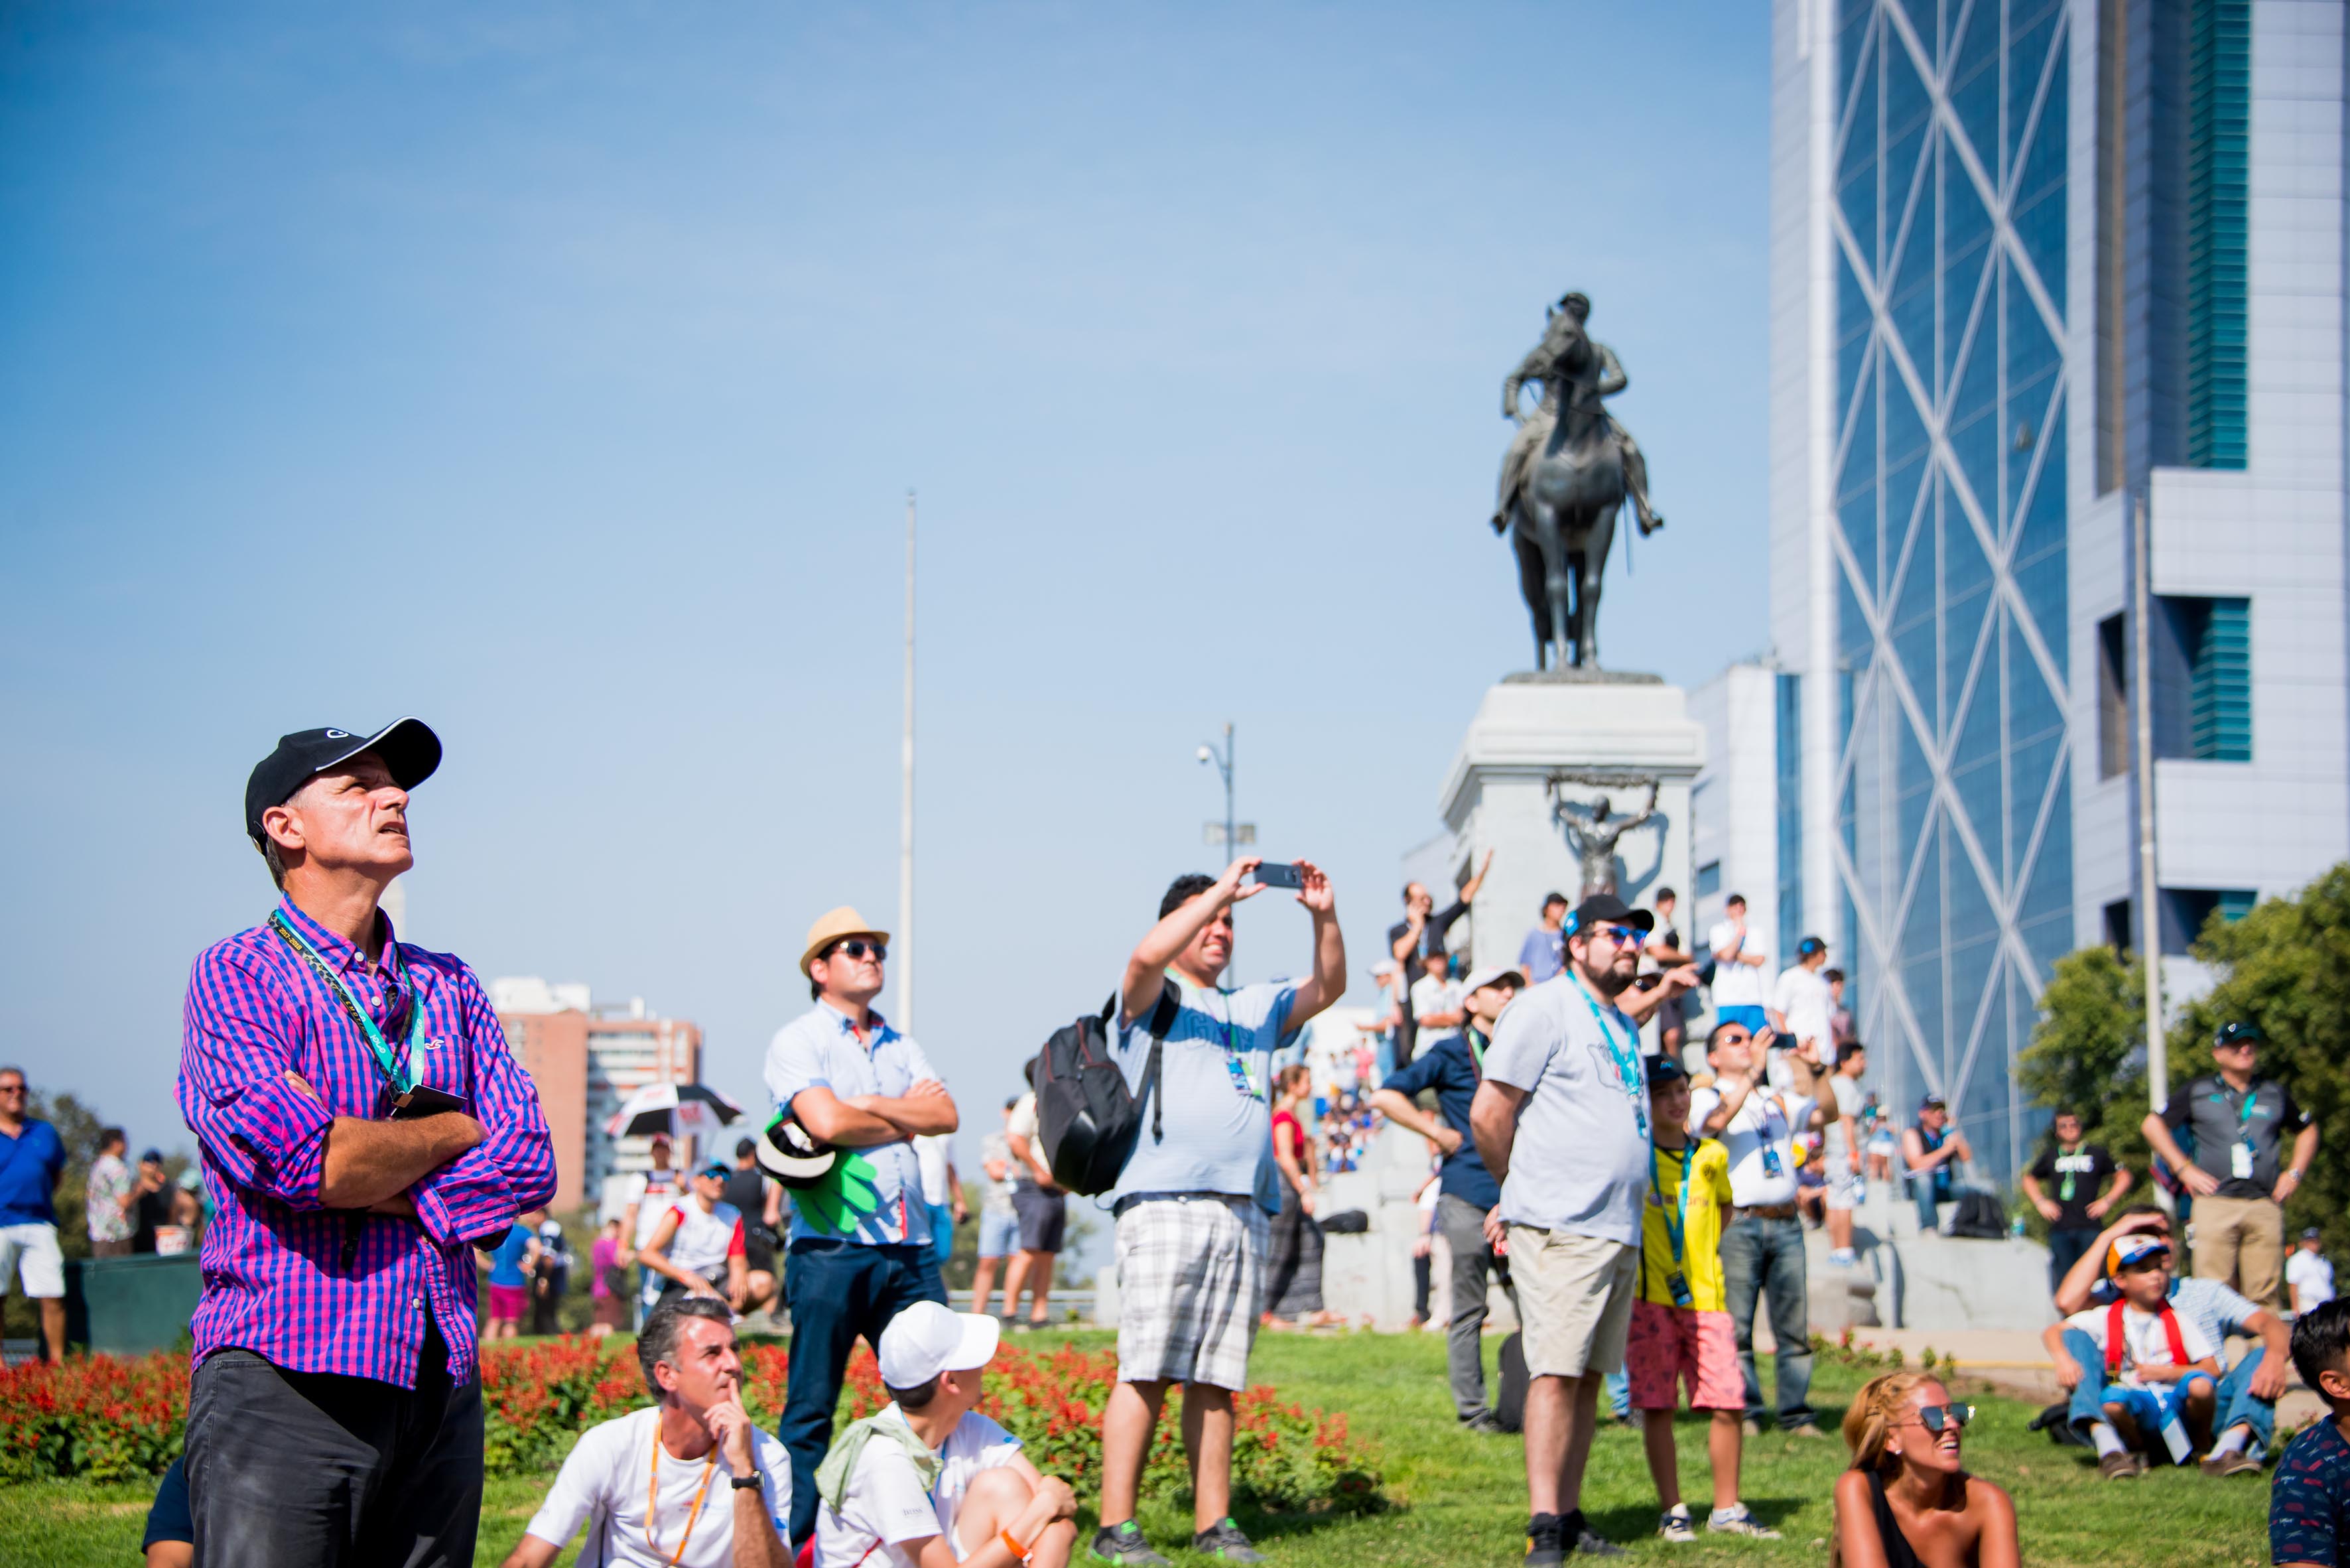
[1907,1403,1974,1433]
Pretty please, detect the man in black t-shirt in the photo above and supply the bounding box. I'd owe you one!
[1386,850,1493,1069]
[2143,1021,2319,1313]
[722,1136,781,1316]
[2022,1110,2130,1293]
[129,1149,175,1254]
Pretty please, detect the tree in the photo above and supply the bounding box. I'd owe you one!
[2016,947,2154,1233]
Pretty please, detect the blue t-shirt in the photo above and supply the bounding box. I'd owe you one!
[1110,976,1299,1203]
[0,1119,66,1228]
[1382,1030,1500,1210]
[487,1224,533,1288]
[1518,927,1565,986]
[2272,1415,2350,1566]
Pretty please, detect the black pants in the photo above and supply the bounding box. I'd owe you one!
[780,1239,945,1548]
[185,1329,482,1568]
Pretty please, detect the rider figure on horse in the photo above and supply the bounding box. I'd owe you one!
[1492,293,1664,539]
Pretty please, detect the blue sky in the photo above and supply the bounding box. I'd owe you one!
[0,3,1771,1181]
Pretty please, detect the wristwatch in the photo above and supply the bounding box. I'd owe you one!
[732,1472,763,1490]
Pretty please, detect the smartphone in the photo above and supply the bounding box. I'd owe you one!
[1633,973,1663,992]
[1248,862,1304,891]
[386,1084,468,1120]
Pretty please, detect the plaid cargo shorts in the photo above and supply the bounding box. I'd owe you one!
[1114,1193,1270,1392]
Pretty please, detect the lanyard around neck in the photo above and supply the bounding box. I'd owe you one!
[1203,985,1260,1101]
[646,1429,718,1565]
[1571,974,1648,1142]
[1652,1145,1693,1264]
[269,911,419,1095]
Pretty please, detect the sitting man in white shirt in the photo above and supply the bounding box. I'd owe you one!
[504,1296,793,1567]
[640,1159,750,1311]
[815,1301,1077,1568]
[2291,1228,2338,1317]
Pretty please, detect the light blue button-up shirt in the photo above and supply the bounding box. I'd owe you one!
[763,1001,941,1247]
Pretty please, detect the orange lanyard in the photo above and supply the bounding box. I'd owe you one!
[646,1431,719,1565]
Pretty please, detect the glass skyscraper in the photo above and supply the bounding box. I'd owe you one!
[1768,0,2349,1181]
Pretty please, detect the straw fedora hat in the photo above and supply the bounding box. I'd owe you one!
[799,905,891,979]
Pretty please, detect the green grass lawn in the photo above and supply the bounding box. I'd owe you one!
[0,1331,2274,1567]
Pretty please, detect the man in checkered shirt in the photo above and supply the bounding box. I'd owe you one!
[1090,860,1347,1568]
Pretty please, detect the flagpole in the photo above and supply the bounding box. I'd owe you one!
[900,490,916,1035]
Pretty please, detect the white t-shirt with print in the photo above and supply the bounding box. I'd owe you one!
[2061,1301,2218,1389]
[523,1405,793,1568]
[1707,921,1767,1008]
[815,1405,1024,1568]
[2289,1250,2337,1311]
[1685,1086,1813,1209]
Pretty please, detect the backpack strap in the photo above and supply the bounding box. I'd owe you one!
[2158,1303,2189,1368]
[1145,983,1181,1144]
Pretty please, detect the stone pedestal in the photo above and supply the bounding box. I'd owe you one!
[1430,671,1707,970]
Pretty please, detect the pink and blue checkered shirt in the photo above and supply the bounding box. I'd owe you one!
[178,896,556,1387]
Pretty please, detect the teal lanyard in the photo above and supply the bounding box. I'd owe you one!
[1652,1145,1693,1264]
[1573,976,1648,1142]
[269,911,420,1095]
[1207,986,1260,1102]
[2235,1085,2260,1147]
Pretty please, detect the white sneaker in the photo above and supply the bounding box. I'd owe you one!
[1828,1248,1858,1267]
[1658,1506,1697,1545]
[1708,1505,1782,1539]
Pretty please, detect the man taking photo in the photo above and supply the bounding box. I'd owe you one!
[1093,858,1345,1567]
[179,718,557,1567]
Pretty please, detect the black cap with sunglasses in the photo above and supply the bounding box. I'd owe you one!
[1561,893,1653,941]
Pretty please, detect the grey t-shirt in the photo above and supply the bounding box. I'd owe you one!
[2164,1075,2308,1201]
[1481,974,1650,1247]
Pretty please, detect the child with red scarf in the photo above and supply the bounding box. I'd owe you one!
[2048,1233,2222,1476]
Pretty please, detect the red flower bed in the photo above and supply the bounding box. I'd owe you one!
[4,1339,1386,1514]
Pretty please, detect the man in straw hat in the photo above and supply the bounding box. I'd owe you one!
[765,905,960,1551]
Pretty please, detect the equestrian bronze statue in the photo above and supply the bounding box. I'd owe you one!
[1491,292,1663,670]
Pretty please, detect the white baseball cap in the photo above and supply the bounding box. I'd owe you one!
[1461,965,1526,996]
[877,1301,1001,1390]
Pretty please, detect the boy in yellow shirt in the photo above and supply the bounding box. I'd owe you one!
[1633,1055,1780,1543]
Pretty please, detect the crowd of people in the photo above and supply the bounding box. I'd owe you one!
[2,717,2345,1568]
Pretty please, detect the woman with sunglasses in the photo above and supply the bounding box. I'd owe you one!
[1832,1372,2018,1568]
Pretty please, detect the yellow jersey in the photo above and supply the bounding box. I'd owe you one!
[1638,1138,1733,1311]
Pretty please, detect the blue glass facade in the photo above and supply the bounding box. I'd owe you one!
[1832,0,2072,1179]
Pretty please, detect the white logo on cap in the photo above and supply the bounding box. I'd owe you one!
[325,729,350,739]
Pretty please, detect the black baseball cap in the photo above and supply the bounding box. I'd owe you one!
[2214,1020,2264,1050]
[245,719,442,848]
[1563,893,1654,937]
[1646,1054,1689,1088]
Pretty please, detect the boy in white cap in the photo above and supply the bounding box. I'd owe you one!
[2046,1233,2223,1477]
[814,1301,1077,1568]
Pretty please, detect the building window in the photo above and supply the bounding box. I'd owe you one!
[1776,673,1804,965]
[2160,887,2256,955]
[2151,596,2252,761]
[2186,0,2251,470]
[2103,898,2132,954]
[1697,860,1723,900]
[2097,614,2128,779]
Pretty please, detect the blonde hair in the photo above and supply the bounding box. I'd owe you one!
[1843,1371,1940,1475]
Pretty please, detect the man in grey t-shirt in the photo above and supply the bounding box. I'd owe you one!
[1472,893,1699,1565]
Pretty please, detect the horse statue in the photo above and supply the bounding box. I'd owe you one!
[1490,293,1664,670]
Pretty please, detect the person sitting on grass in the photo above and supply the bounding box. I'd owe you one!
[504,1295,793,1568]
[2052,1203,2290,1477]
[2044,1233,2221,1477]
[1632,1055,1778,1543]
[814,1300,1078,1568]
[1832,1372,2018,1568]
[2272,1297,2350,1568]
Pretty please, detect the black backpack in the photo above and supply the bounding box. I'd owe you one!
[1031,984,1183,1196]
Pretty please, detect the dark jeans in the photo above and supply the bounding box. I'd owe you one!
[1721,1212,1814,1429]
[2061,1328,2275,1451]
[184,1330,482,1567]
[2048,1227,2102,1295]
[780,1238,945,1547]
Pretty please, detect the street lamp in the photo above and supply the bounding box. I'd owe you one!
[1198,722,1254,856]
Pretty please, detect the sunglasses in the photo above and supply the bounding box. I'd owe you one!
[826,939,887,963]
[1906,1403,1974,1433]
[0,1084,25,1094]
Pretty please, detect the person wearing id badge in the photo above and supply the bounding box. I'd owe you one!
[1094,859,1347,1568]
[1470,893,1702,1564]
[1630,1055,1777,1544]
[2144,1021,2317,1313]
[178,719,557,1568]
[1689,1019,1827,1440]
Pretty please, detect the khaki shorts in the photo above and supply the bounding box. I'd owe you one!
[1508,1225,1639,1379]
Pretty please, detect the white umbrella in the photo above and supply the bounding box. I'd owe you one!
[604,1082,744,1140]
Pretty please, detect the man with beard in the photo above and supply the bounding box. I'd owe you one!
[1472,894,1698,1562]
